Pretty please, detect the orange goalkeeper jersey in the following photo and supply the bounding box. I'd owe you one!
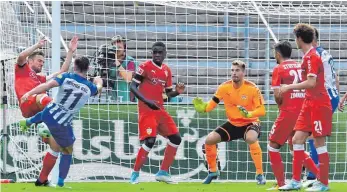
[211,80,265,126]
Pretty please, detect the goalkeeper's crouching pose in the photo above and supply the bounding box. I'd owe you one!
[193,60,266,184]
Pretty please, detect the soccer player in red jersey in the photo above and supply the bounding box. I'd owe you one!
[279,24,332,191]
[15,36,78,186]
[129,42,185,184]
[267,41,318,190]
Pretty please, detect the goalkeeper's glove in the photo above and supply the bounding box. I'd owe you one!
[237,105,253,118]
[192,97,207,113]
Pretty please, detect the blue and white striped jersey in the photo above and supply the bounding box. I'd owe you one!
[49,73,97,126]
[316,46,338,99]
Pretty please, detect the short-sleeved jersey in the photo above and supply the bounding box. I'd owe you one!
[214,80,265,127]
[271,60,305,111]
[15,63,46,100]
[51,73,97,125]
[301,47,330,103]
[316,46,339,99]
[133,60,172,113]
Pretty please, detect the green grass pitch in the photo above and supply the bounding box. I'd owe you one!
[1,182,347,192]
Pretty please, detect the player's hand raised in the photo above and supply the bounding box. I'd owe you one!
[192,97,207,113]
[36,36,47,48]
[175,82,185,94]
[146,100,160,110]
[237,105,253,118]
[68,36,79,53]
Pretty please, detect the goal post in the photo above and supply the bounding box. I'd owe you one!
[1,1,347,182]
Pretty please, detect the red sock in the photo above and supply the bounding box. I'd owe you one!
[303,152,319,178]
[317,146,329,186]
[292,144,305,182]
[268,147,285,186]
[39,152,58,182]
[133,145,150,172]
[160,143,178,171]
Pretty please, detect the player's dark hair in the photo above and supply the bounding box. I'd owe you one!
[314,27,319,41]
[152,42,166,50]
[232,60,246,71]
[28,50,45,60]
[74,56,90,72]
[293,23,315,44]
[274,41,292,59]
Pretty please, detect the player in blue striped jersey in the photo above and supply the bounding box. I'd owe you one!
[19,56,103,187]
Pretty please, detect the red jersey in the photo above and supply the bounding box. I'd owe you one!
[15,63,46,100]
[301,47,330,103]
[134,60,172,113]
[271,60,304,112]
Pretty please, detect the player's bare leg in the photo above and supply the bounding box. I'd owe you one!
[57,145,74,187]
[305,137,329,191]
[202,131,221,184]
[35,93,52,110]
[279,131,310,191]
[245,129,266,185]
[155,133,181,184]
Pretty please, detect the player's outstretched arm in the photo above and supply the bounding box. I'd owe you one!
[47,36,79,80]
[17,36,46,66]
[166,82,185,98]
[130,80,160,110]
[21,80,59,104]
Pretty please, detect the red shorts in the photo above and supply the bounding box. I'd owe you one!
[138,110,179,140]
[269,110,300,146]
[294,99,332,137]
[19,94,52,118]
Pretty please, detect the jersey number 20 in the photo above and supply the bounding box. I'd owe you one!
[289,69,305,92]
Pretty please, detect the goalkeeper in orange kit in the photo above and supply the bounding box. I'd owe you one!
[193,60,266,184]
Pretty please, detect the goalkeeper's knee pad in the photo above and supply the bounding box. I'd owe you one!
[202,144,221,171]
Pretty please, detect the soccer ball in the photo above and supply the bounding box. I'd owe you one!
[36,123,51,138]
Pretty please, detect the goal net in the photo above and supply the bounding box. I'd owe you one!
[1,1,347,182]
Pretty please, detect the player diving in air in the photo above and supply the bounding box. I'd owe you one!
[15,36,78,186]
[20,56,103,187]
